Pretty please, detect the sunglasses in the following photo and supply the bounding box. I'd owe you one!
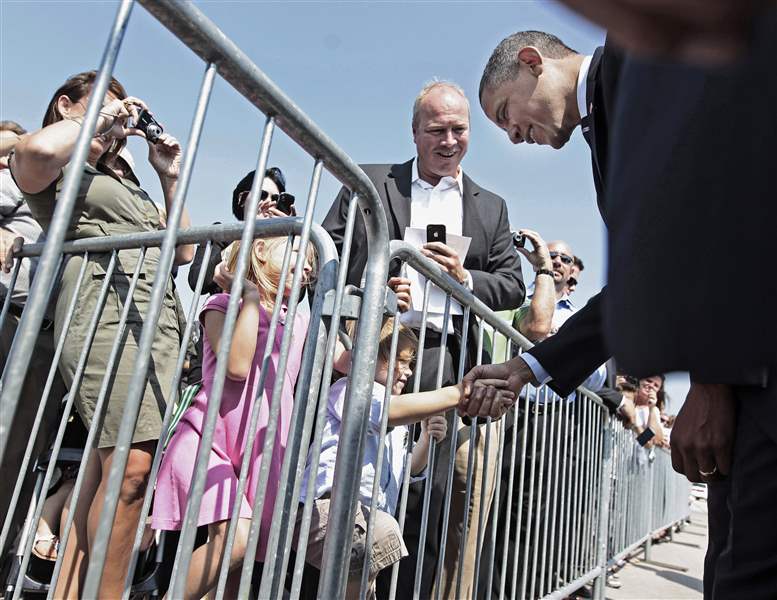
[549,251,573,265]
[238,189,295,213]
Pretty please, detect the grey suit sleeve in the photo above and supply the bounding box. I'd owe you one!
[468,196,525,311]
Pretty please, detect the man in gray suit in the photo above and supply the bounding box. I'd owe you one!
[323,81,524,599]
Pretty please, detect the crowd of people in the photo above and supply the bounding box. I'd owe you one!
[1,0,775,598]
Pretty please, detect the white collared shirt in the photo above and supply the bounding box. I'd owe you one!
[401,158,471,332]
[576,55,593,121]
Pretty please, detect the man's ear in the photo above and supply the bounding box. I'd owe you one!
[517,46,544,76]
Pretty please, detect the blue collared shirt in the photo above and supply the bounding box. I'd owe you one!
[298,377,426,514]
[516,285,607,401]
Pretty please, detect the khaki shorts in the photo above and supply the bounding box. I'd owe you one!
[295,498,407,581]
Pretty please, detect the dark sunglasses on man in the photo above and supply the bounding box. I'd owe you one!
[549,251,573,265]
[238,189,296,215]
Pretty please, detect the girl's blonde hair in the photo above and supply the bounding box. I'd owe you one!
[224,237,316,308]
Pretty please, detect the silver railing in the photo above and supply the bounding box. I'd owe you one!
[0,2,692,599]
[0,1,389,598]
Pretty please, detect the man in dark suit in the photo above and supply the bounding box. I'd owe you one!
[476,30,633,426]
[322,81,524,599]
[469,8,777,598]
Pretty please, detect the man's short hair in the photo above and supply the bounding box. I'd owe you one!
[479,31,577,100]
[573,255,585,271]
[0,121,26,136]
[412,79,470,131]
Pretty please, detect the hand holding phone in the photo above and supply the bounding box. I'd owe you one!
[637,427,656,446]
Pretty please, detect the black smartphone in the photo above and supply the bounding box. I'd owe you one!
[275,192,295,215]
[426,224,446,245]
[636,427,655,446]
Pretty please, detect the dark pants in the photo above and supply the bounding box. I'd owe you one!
[478,398,574,600]
[376,329,458,599]
[705,371,777,600]
[0,311,66,557]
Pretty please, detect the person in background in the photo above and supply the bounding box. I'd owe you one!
[324,80,524,600]
[153,236,314,599]
[0,120,67,559]
[9,70,194,598]
[296,318,511,599]
[566,255,584,295]
[187,167,294,296]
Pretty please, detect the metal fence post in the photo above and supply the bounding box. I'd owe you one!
[593,414,613,600]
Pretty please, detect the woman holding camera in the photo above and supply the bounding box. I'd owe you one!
[9,70,194,598]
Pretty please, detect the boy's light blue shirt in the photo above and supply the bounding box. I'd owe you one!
[299,377,426,514]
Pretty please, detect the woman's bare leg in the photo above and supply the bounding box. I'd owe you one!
[87,440,154,599]
[170,518,250,600]
[53,450,101,599]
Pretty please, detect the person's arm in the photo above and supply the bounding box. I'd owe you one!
[10,97,132,194]
[389,379,514,426]
[201,284,262,380]
[525,290,610,397]
[466,196,526,311]
[511,229,554,341]
[146,133,194,265]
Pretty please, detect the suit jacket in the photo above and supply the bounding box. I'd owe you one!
[322,159,525,315]
[604,9,776,388]
[527,41,624,396]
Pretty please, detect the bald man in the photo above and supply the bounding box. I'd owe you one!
[323,81,524,600]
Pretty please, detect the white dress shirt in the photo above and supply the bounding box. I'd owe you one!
[401,158,472,332]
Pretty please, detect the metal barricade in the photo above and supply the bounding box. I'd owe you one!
[0,1,390,599]
[381,241,691,600]
[0,2,693,599]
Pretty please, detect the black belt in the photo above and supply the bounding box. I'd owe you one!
[6,301,54,331]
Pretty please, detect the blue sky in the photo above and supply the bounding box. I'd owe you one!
[0,1,688,409]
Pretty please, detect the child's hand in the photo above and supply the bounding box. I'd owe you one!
[213,260,234,292]
[422,414,448,442]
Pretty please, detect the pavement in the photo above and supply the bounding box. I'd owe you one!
[605,501,707,600]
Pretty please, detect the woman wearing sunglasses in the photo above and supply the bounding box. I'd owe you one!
[187,167,296,297]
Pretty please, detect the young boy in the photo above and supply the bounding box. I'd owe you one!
[296,317,512,599]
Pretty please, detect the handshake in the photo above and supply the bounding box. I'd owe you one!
[458,356,537,420]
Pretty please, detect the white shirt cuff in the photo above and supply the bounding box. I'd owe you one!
[521,352,553,385]
[463,269,474,291]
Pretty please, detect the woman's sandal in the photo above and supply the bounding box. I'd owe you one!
[31,532,59,561]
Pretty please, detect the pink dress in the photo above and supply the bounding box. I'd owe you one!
[151,293,308,561]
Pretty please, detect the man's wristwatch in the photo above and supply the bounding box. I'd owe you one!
[535,268,554,278]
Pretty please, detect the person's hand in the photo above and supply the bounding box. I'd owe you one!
[671,382,736,483]
[460,356,536,418]
[0,231,23,274]
[421,414,448,443]
[94,96,146,140]
[514,229,552,273]
[647,389,658,407]
[147,133,181,181]
[422,242,468,284]
[557,0,761,64]
[388,277,413,312]
[213,260,234,293]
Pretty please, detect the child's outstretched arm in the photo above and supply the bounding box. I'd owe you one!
[202,281,263,380]
[388,380,514,427]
